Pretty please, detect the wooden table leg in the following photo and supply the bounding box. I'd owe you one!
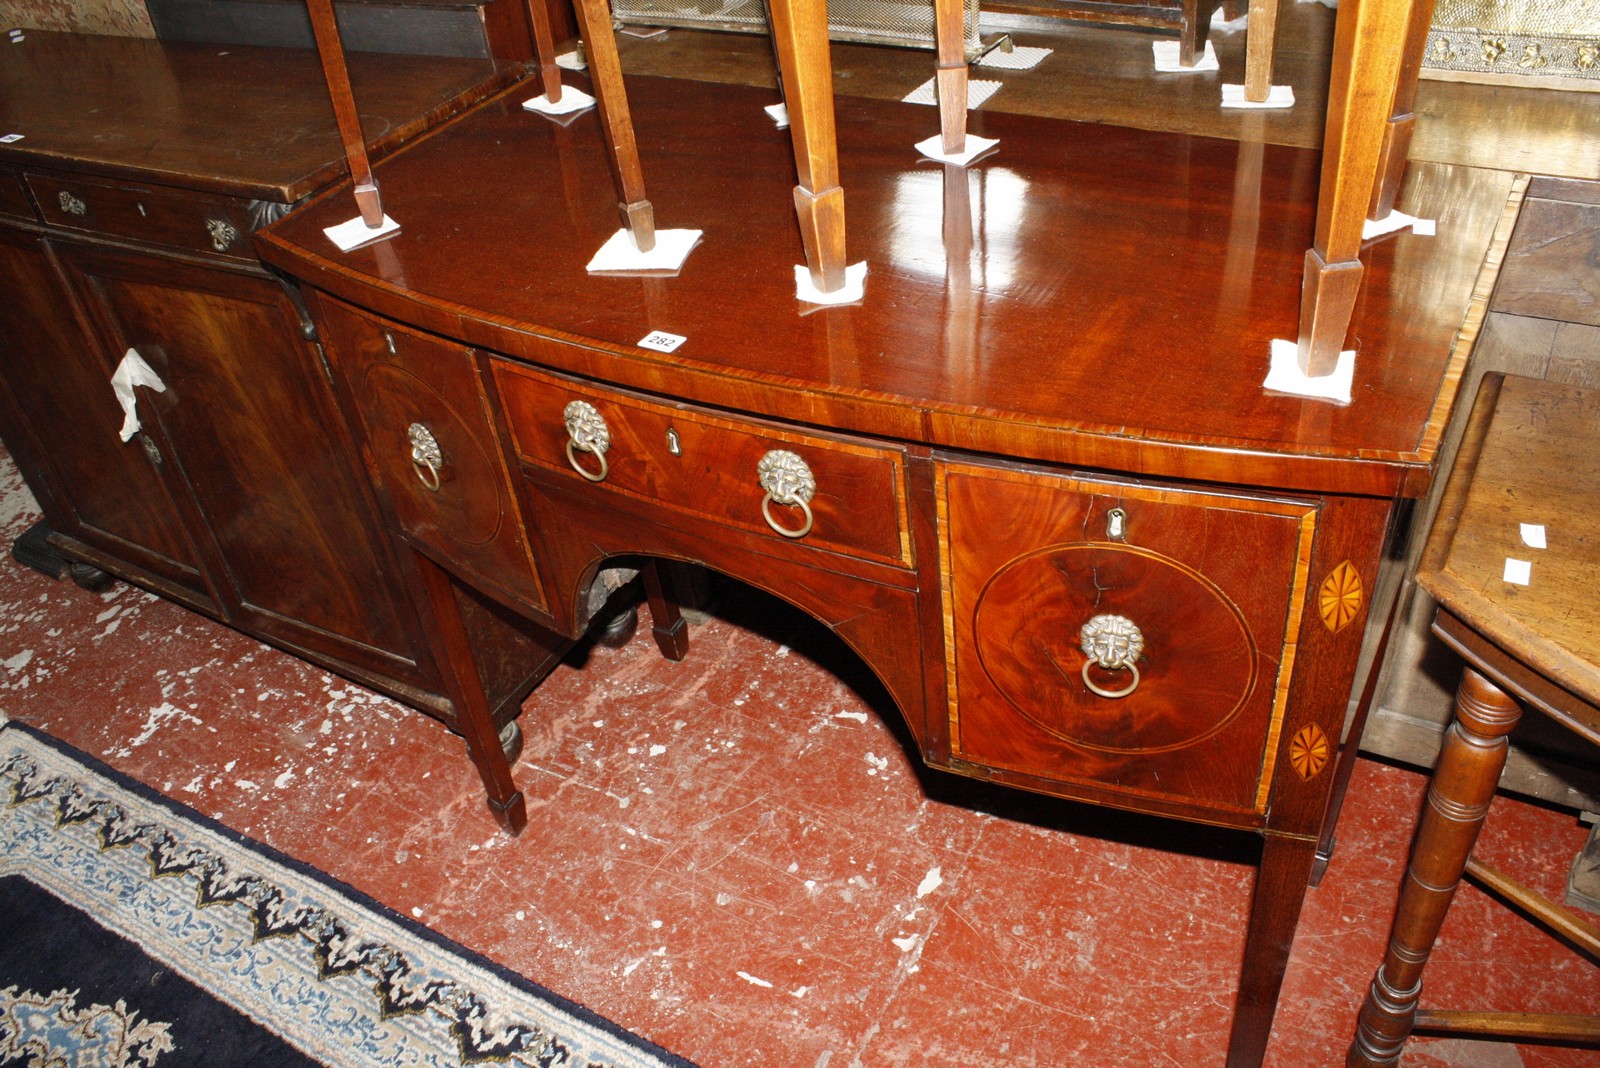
[305,0,385,228]
[1348,666,1523,1066]
[641,560,689,661]
[932,0,968,155]
[1368,0,1440,219]
[1242,0,1281,103]
[767,0,848,292]
[407,547,530,835]
[1227,831,1319,1068]
[523,0,565,103]
[1178,0,1204,67]
[569,0,656,251]
[1296,0,1414,376]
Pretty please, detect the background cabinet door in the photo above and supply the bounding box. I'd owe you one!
[56,242,433,690]
[0,228,215,610]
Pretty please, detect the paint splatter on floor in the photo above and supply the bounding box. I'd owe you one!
[0,444,1595,1067]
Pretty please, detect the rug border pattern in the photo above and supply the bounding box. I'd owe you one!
[0,721,698,1068]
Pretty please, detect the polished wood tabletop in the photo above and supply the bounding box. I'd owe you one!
[0,32,519,201]
[259,74,1517,498]
[1417,374,1600,742]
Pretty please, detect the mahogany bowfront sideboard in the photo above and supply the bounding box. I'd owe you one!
[252,67,1522,1064]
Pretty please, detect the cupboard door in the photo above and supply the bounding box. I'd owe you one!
[939,458,1320,820]
[57,244,430,687]
[0,229,214,607]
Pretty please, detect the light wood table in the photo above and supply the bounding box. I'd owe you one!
[1349,373,1600,1065]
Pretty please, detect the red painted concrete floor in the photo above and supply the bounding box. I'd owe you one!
[0,452,1595,1067]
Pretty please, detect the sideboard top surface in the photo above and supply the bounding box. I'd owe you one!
[259,75,1517,496]
[0,32,517,202]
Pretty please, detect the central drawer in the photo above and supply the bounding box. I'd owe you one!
[493,361,913,569]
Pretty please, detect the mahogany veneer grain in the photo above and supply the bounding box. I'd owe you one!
[259,75,1513,499]
[0,32,518,202]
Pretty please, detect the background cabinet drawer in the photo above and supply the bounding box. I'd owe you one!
[26,171,254,258]
[317,299,548,616]
[0,167,33,222]
[494,362,913,569]
[939,459,1319,818]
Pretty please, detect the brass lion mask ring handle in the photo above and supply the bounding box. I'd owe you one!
[563,400,611,483]
[407,422,443,492]
[1079,613,1144,699]
[756,449,816,539]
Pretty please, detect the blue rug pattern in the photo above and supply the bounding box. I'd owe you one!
[0,721,697,1068]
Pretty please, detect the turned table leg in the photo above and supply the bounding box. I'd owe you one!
[1348,666,1523,1066]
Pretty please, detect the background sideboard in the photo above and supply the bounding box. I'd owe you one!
[0,32,568,753]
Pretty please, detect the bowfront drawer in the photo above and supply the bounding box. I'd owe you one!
[25,171,255,259]
[316,298,548,616]
[939,458,1319,819]
[493,361,913,569]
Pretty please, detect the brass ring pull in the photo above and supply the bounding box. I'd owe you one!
[565,439,609,482]
[563,400,611,483]
[1081,659,1140,699]
[413,459,441,492]
[757,449,816,539]
[1079,613,1144,700]
[408,422,443,492]
[760,491,814,539]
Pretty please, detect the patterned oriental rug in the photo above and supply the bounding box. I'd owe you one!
[0,720,698,1068]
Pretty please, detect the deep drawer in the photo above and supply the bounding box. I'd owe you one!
[939,458,1319,817]
[26,171,256,259]
[494,360,913,569]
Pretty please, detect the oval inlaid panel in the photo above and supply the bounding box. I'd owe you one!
[973,543,1258,754]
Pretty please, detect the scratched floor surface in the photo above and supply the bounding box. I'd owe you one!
[0,444,1595,1066]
